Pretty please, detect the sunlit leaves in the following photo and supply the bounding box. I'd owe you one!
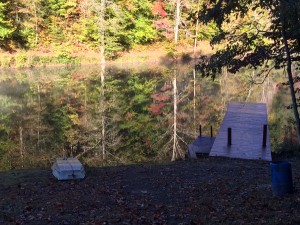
[48,0,77,18]
[196,0,300,76]
[0,2,14,41]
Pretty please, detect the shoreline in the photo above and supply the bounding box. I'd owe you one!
[0,41,211,70]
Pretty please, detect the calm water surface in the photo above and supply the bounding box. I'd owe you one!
[0,63,278,169]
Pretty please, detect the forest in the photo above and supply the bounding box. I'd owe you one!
[0,0,217,67]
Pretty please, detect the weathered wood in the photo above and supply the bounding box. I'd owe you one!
[188,136,215,158]
[199,125,202,137]
[209,102,272,161]
[228,128,232,146]
[263,124,267,148]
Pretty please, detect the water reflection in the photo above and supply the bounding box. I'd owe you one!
[0,64,276,169]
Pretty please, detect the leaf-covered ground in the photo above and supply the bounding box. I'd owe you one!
[1,157,300,225]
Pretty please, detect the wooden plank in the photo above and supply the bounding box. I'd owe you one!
[209,102,272,161]
[188,136,215,158]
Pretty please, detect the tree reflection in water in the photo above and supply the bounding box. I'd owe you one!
[0,64,276,169]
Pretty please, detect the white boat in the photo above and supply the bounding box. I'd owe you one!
[51,157,86,180]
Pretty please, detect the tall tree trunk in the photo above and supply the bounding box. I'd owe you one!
[19,126,24,167]
[100,63,106,159]
[33,1,38,46]
[193,0,200,136]
[193,68,197,137]
[97,0,106,158]
[99,0,106,65]
[37,83,41,151]
[84,82,87,125]
[193,0,200,56]
[172,68,178,161]
[174,0,181,44]
[280,1,300,143]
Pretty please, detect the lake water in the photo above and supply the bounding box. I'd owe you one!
[0,63,285,169]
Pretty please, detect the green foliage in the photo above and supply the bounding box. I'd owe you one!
[165,42,176,58]
[269,87,299,154]
[15,53,28,68]
[0,52,80,68]
[54,51,78,65]
[0,55,13,67]
[130,18,157,43]
[48,0,77,18]
[20,26,36,48]
[75,17,99,47]
[43,103,73,144]
[105,0,158,52]
[0,0,221,60]
[0,2,14,41]
[106,72,165,161]
[126,75,155,112]
[198,22,219,41]
[48,18,66,43]
[196,0,300,76]
[30,55,42,66]
[0,140,16,170]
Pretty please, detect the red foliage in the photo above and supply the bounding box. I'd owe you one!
[151,93,170,102]
[125,1,135,10]
[160,84,172,92]
[152,1,167,17]
[153,19,173,39]
[154,18,171,29]
[149,102,165,115]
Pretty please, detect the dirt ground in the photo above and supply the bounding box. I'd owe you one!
[0,157,300,225]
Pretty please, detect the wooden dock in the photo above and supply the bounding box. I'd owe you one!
[188,136,215,158]
[209,102,272,161]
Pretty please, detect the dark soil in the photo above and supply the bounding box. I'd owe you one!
[1,157,300,225]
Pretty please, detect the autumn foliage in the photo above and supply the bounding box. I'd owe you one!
[152,1,167,17]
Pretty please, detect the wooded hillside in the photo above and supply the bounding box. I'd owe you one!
[0,0,216,57]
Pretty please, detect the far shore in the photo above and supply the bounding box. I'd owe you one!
[0,41,212,70]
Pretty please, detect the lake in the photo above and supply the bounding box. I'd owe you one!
[0,63,291,169]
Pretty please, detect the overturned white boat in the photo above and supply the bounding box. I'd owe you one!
[51,157,85,180]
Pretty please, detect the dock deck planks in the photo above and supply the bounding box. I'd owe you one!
[209,102,272,161]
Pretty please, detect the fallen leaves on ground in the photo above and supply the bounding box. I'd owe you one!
[0,157,300,225]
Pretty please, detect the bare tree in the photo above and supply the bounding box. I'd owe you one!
[19,126,24,167]
[174,0,181,44]
[100,63,106,159]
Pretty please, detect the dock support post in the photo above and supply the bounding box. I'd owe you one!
[199,125,202,137]
[228,128,232,146]
[263,124,267,148]
[211,126,213,137]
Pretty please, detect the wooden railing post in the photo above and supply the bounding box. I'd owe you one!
[228,128,232,146]
[199,125,202,137]
[262,124,267,148]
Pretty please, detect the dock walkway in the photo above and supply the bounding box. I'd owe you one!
[209,102,272,161]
